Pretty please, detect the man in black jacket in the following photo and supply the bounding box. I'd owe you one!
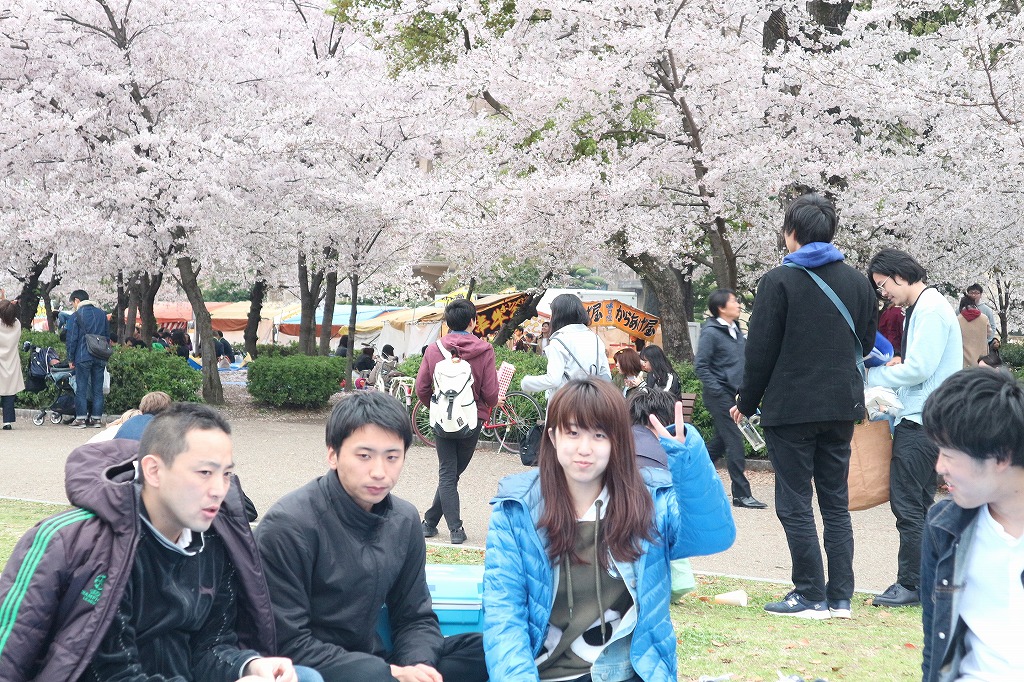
[731,193,877,620]
[695,288,765,509]
[255,391,487,682]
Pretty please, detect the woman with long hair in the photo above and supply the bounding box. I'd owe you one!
[638,344,681,400]
[521,294,612,400]
[483,378,735,681]
[0,299,25,430]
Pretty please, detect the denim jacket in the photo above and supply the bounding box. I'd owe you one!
[921,499,980,682]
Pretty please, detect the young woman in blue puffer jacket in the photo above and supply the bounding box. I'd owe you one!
[483,378,736,682]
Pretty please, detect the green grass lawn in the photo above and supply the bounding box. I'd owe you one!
[3,500,923,681]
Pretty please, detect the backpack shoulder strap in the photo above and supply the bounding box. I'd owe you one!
[784,262,866,381]
[435,339,452,360]
[552,337,586,373]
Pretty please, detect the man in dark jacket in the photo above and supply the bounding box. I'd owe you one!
[415,298,499,545]
[255,391,487,682]
[731,193,877,620]
[65,288,110,428]
[0,403,317,682]
[695,288,765,509]
[920,368,1024,682]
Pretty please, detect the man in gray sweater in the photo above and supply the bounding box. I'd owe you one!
[694,289,766,509]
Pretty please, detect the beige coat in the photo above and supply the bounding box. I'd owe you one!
[0,319,26,396]
[958,314,989,368]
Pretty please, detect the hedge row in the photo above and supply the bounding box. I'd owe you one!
[247,355,346,407]
[14,331,203,414]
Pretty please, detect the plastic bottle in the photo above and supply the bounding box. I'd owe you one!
[737,414,766,451]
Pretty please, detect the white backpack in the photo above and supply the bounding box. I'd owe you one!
[429,340,478,437]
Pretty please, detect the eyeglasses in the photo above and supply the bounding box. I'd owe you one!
[875,275,892,296]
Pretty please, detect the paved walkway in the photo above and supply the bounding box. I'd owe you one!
[0,413,903,593]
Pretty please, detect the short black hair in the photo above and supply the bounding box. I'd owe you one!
[445,298,476,332]
[139,403,232,467]
[549,294,590,333]
[923,368,1024,467]
[628,389,675,428]
[966,283,984,294]
[867,248,927,285]
[325,391,412,452]
[707,289,736,318]
[69,289,89,302]
[782,193,837,245]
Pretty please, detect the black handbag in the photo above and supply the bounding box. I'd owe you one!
[85,333,114,360]
[519,422,545,467]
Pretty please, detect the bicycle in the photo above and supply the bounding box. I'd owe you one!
[412,391,543,453]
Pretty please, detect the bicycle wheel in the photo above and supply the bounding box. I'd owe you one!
[389,379,411,409]
[496,391,543,454]
[412,399,435,448]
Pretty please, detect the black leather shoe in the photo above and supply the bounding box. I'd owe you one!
[872,583,920,607]
[733,496,768,509]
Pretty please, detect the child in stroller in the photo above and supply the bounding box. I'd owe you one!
[22,343,76,425]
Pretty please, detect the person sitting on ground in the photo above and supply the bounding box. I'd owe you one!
[483,378,735,681]
[170,329,191,358]
[87,408,142,444]
[0,403,321,682]
[255,391,488,681]
[978,337,1003,368]
[335,334,349,358]
[628,388,698,601]
[114,390,174,441]
[215,330,235,363]
[920,368,1024,682]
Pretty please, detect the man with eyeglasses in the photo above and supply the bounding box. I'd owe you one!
[866,248,962,608]
[920,368,1024,682]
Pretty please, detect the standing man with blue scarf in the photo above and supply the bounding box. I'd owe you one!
[731,193,877,619]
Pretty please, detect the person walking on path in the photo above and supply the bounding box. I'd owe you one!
[521,293,612,400]
[957,296,989,369]
[65,289,110,428]
[695,288,766,510]
[0,298,26,431]
[731,193,877,620]
[867,248,962,608]
[415,298,499,544]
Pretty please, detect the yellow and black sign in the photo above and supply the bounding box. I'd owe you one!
[475,293,530,337]
[584,300,660,339]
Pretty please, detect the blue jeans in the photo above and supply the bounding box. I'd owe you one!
[74,360,106,420]
[296,666,324,682]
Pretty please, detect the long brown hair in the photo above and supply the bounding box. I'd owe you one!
[538,378,654,567]
[0,300,17,327]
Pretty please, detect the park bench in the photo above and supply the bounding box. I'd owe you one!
[679,393,697,424]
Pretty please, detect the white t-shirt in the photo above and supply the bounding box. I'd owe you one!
[956,504,1024,681]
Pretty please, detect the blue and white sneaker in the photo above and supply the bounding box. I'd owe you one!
[764,590,831,619]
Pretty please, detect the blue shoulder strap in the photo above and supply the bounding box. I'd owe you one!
[784,263,866,382]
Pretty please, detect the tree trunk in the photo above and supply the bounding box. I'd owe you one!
[344,275,359,391]
[708,217,738,290]
[37,271,61,333]
[319,271,338,355]
[994,273,1011,343]
[13,253,53,330]
[465,277,477,299]
[176,256,223,404]
[492,271,554,347]
[297,251,325,355]
[125,282,141,343]
[138,272,162,343]
[113,273,129,343]
[245,278,267,358]
[624,255,694,362]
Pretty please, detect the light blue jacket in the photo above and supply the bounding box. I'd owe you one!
[483,427,736,682]
[867,288,962,425]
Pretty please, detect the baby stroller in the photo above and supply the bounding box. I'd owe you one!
[22,343,77,426]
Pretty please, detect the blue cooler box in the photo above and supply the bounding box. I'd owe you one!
[377,564,484,651]
[426,564,485,635]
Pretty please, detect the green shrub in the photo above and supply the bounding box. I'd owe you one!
[254,342,302,359]
[104,348,203,414]
[248,355,345,407]
[999,342,1024,369]
[395,354,423,379]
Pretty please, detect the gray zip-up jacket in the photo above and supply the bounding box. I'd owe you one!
[694,318,745,398]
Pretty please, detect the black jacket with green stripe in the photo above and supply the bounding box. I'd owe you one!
[0,439,276,680]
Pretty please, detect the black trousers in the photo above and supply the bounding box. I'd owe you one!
[890,419,938,589]
[1,394,14,424]
[763,420,855,602]
[703,390,752,499]
[425,426,482,532]
[318,632,487,682]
